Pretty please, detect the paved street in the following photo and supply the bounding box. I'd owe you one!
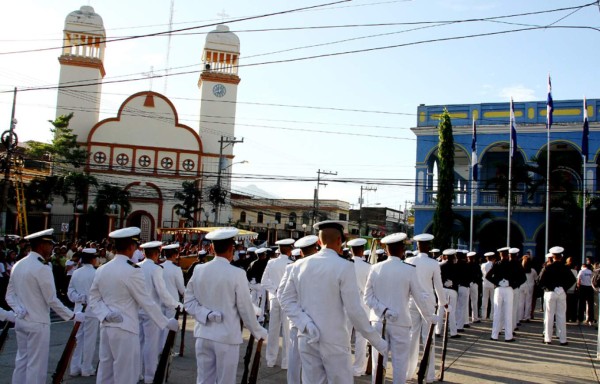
[0,311,599,383]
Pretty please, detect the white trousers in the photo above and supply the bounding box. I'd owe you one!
[481,284,495,320]
[298,337,352,384]
[544,291,567,343]
[512,286,521,328]
[353,327,368,375]
[287,325,302,384]
[370,322,410,384]
[491,287,513,340]
[456,286,469,329]
[195,338,239,384]
[469,283,479,322]
[266,297,290,368]
[407,299,436,382]
[437,289,458,336]
[70,317,99,376]
[249,284,266,323]
[140,314,162,383]
[97,326,141,384]
[12,320,50,384]
[522,284,534,320]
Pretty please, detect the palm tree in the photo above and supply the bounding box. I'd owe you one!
[94,184,131,216]
[432,109,455,250]
[24,176,60,211]
[56,172,98,207]
[174,181,202,225]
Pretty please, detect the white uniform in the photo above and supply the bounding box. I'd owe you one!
[261,254,292,368]
[481,261,495,320]
[138,259,180,383]
[184,256,267,384]
[404,252,447,383]
[278,264,301,384]
[352,256,371,376]
[160,259,185,346]
[521,269,538,321]
[89,254,170,384]
[67,264,99,376]
[6,252,74,384]
[280,248,383,384]
[365,256,432,384]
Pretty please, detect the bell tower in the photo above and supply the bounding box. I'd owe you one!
[56,5,105,142]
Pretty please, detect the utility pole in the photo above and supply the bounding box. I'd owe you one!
[215,135,243,224]
[0,88,18,235]
[312,169,337,232]
[358,185,377,236]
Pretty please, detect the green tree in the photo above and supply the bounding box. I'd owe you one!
[27,113,88,168]
[24,176,60,210]
[56,171,98,206]
[432,109,455,250]
[94,184,131,216]
[174,181,202,225]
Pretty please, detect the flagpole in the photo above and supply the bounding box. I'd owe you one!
[507,100,513,247]
[545,75,553,254]
[582,97,589,266]
[470,118,476,251]
[582,153,587,265]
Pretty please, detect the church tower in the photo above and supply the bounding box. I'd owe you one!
[56,6,105,142]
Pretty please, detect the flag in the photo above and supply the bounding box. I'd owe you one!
[510,98,518,158]
[583,97,589,159]
[471,118,478,181]
[547,75,553,130]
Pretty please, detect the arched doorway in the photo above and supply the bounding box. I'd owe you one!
[127,211,155,242]
[478,219,524,255]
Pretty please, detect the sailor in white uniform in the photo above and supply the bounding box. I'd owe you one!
[160,243,185,345]
[405,233,447,383]
[184,227,267,384]
[262,238,294,369]
[68,248,100,377]
[348,237,371,377]
[365,232,436,384]
[88,228,179,384]
[480,252,496,320]
[280,220,387,384]
[6,229,84,384]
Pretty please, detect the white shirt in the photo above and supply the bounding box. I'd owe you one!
[280,248,380,347]
[131,249,144,263]
[89,254,169,334]
[138,259,180,312]
[261,254,292,297]
[481,261,494,287]
[161,260,185,301]
[578,268,593,287]
[184,256,265,344]
[68,263,96,314]
[405,252,447,307]
[6,252,73,324]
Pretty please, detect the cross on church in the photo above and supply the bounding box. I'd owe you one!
[142,66,155,91]
[217,9,229,22]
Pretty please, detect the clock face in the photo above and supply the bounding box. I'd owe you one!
[212,83,226,98]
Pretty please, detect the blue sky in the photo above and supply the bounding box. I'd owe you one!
[0,0,597,212]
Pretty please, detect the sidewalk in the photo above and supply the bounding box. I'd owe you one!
[0,312,598,383]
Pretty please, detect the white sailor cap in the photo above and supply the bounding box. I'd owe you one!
[509,248,520,254]
[443,249,456,256]
[239,250,247,254]
[431,248,440,253]
[256,247,269,254]
[247,247,257,253]
[347,238,367,247]
[381,232,407,245]
[375,249,385,255]
[162,243,180,250]
[497,246,510,253]
[313,220,348,232]
[343,247,350,252]
[549,246,564,254]
[198,250,207,256]
[292,249,301,257]
[295,235,319,248]
[140,241,163,249]
[364,250,371,256]
[24,228,55,243]
[467,251,477,257]
[82,248,97,254]
[413,233,434,242]
[546,252,554,259]
[484,252,495,257]
[205,227,239,241]
[405,251,413,257]
[109,227,141,241]
[275,238,295,246]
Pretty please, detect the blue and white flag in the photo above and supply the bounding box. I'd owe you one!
[471,118,478,181]
[583,97,589,160]
[510,98,518,158]
[547,75,553,130]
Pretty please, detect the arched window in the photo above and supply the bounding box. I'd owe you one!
[289,212,297,224]
[240,211,246,223]
[275,212,282,224]
[257,212,264,223]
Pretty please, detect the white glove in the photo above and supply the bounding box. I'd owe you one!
[175,302,184,311]
[207,311,222,323]
[372,337,388,357]
[105,311,123,323]
[430,314,441,324]
[78,294,87,304]
[305,321,320,344]
[254,327,268,341]
[74,312,86,323]
[499,279,509,288]
[5,311,16,323]
[554,286,565,294]
[444,280,453,288]
[15,307,27,319]
[384,309,398,322]
[166,318,179,332]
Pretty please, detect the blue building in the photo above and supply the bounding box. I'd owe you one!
[412,99,598,263]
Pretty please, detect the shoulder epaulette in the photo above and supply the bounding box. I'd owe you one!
[158,264,164,269]
[402,261,416,267]
[37,257,47,265]
[127,260,140,268]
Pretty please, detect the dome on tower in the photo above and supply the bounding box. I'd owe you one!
[65,6,104,34]
[204,25,239,54]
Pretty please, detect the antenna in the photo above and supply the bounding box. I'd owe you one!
[217,9,229,22]
[142,66,154,90]
[163,0,175,95]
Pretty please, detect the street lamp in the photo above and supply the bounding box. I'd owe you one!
[266,221,271,244]
[107,204,118,233]
[288,221,294,238]
[43,203,52,229]
[302,223,307,236]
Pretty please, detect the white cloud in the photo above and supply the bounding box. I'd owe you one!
[499,85,537,101]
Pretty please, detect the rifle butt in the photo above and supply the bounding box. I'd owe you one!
[439,310,450,382]
[248,338,263,384]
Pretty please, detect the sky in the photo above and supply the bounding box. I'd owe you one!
[0,0,598,213]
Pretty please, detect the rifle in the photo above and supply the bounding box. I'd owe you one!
[248,338,263,384]
[365,344,373,375]
[51,305,86,384]
[439,309,450,382]
[374,313,387,384]
[0,321,10,353]
[153,308,181,384]
[178,309,187,356]
[240,333,255,384]
[417,316,437,384]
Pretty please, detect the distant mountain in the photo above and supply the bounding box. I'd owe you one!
[232,184,279,199]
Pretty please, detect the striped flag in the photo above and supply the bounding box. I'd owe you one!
[583,97,589,159]
[547,75,554,130]
[471,118,478,181]
[510,98,518,158]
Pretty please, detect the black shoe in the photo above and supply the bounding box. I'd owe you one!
[543,341,551,345]
[505,338,516,343]
[457,329,465,333]
[450,334,461,339]
[473,320,481,324]
[464,324,471,328]
[560,342,569,346]
[435,334,441,338]
[516,322,522,327]
[490,337,498,341]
